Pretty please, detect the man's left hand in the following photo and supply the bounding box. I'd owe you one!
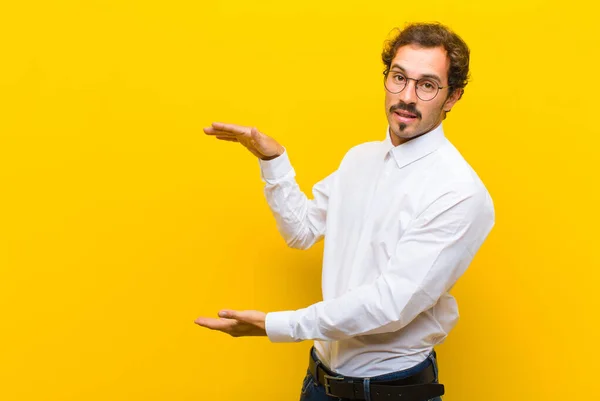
[194,310,267,337]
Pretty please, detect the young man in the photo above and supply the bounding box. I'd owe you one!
[196,22,495,401]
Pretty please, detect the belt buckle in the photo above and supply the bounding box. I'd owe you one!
[323,374,344,397]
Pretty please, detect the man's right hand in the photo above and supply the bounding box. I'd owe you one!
[203,122,285,160]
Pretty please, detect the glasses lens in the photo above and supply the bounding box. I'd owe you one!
[385,72,406,94]
[416,80,439,101]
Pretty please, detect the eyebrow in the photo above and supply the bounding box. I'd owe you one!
[390,64,443,84]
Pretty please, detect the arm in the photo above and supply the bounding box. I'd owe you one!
[203,121,334,250]
[265,184,495,342]
[259,150,335,250]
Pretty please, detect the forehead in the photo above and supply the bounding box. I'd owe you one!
[391,44,450,81]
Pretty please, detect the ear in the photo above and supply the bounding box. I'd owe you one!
[443,88,463,112]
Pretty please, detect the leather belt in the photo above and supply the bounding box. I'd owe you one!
[308,352,445,401]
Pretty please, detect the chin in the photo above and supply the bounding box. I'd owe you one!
[394,124,417,138]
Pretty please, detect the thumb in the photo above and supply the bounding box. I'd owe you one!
[249,127,266,152]
[250,127,282,158]
[250,127,263,144]
[218,309,240,320]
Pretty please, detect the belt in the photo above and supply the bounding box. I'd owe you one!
[308,352,445,401]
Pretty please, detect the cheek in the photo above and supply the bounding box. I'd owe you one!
[384,92,395,110]
[420,101,442,119]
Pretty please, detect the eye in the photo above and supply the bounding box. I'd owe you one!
[393,74,406,83]
[418,80,437,92]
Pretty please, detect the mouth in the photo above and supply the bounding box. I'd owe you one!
[393,110,419,124]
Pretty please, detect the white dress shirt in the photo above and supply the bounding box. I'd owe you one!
[259,123,495,377]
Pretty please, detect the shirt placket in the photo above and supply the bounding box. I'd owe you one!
[330,152,393,372]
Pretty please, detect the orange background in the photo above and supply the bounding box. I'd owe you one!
[1,1,598,400]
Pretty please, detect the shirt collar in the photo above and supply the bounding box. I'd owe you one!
[382,123,447,169]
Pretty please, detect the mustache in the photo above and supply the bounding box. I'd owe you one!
[390,102,421,119]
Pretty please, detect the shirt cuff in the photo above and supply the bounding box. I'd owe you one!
[258,149,294,182]
[265,311,297,343]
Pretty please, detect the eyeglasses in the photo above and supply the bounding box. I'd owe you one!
[384,71,448,101]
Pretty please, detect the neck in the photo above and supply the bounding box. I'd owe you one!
[390,122,442,147]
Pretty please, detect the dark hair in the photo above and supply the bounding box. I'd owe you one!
[382,22,470,99]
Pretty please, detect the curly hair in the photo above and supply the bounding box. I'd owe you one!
[382,22,470,99]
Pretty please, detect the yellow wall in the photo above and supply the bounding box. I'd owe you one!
[1,1,598,400]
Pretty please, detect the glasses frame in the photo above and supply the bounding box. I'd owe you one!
[383,70,449,102]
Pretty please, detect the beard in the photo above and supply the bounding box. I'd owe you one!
[390,101,421,134]
[388,101,446,141]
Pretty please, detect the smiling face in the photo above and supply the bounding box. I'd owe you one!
[385,44,462,146]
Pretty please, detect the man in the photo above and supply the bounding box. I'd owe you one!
[196,22,495,401]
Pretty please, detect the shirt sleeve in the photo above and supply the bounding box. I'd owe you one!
[259,149,336,250]
[265,184,495,342]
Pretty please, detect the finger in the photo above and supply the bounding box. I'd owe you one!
[194,317,236,331]
[203,127,240,137]
[216,136,239,142]
[211,122,252,136]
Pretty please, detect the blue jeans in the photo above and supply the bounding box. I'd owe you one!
[299,348,443,401]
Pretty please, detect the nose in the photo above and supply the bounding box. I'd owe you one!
[399,79,418,104]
